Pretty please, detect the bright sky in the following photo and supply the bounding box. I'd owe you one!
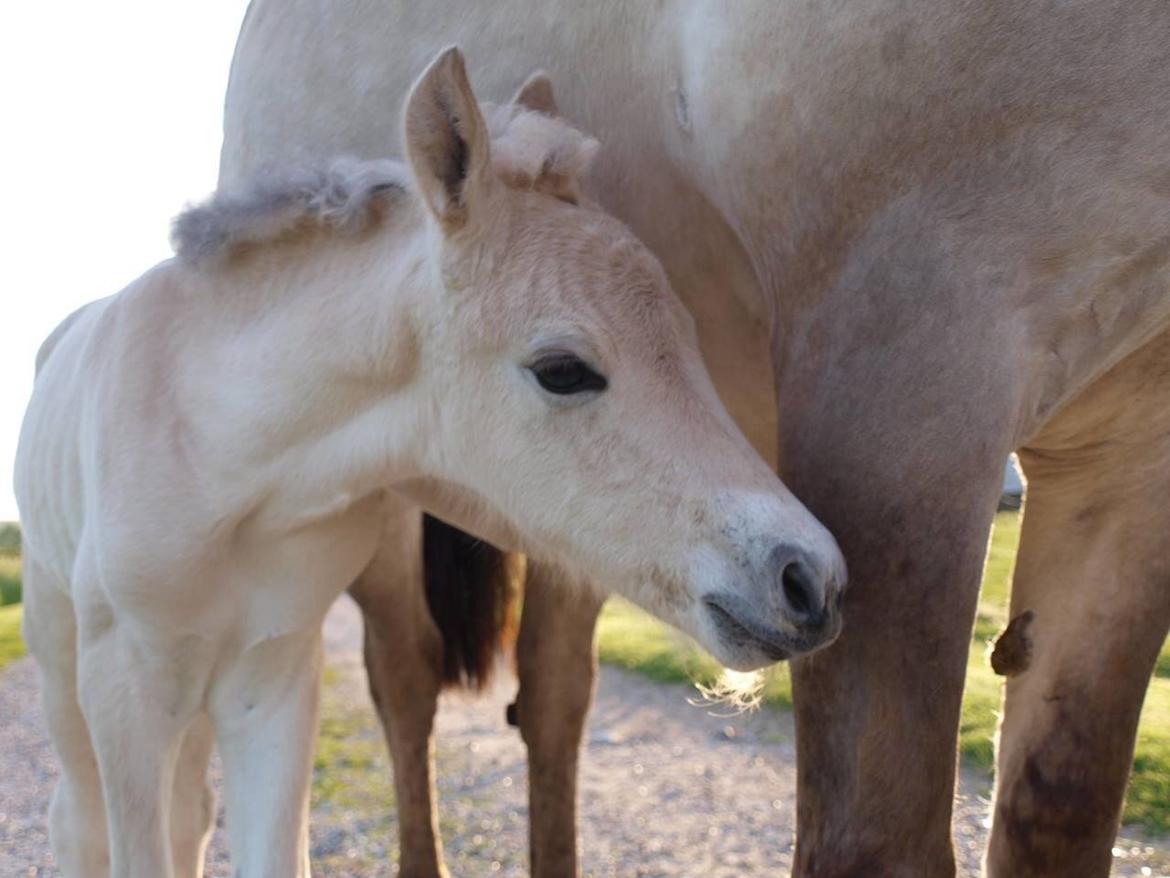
[0,2,249,520]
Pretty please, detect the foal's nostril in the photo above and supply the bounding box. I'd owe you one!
[781,561,818,619]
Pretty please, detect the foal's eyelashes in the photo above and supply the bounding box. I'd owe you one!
[528,352,608,396]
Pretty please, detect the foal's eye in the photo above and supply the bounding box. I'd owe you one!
[529,354,608,395]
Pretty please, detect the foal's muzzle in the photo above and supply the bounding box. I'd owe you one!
[703,543,844,667]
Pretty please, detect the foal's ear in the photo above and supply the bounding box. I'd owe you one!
[403,47,491,232]
[511,71,558,116]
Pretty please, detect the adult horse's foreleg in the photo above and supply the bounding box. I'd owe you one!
[210,630,322,878]
[513,564,604,878]
[349,518,448,878]
[787,470,1003,875]
[987,334,1170,877]
[22,561,109,878]
[773,253,1017,874]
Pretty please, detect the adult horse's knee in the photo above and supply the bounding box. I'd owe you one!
[989,703,1125,878]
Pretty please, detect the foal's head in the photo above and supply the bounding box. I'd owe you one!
[406,49,845,670]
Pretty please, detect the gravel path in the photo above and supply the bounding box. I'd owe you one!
[3,597,1168,877]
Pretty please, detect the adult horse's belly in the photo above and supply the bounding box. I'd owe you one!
[221,0,779,462]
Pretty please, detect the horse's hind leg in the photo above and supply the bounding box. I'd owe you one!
[987,333,1170,877]
[21,560,109,877]
[169,714,215,878]
[513,563,604,878]
[349,508,447,878]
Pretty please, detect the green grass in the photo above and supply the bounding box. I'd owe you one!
[1131,680,1170,832]
[0,553,21,606]
[309,663,399,874]
[0,522,20,554]
[960,511,1019,770]
[597,510,1170,833]
[312,665,397,813]
[0,552,27,671]
[0,603,26,671]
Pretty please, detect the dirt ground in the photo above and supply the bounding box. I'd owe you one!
[2,597,1168,877]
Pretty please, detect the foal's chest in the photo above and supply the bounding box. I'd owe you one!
[227,493,386,646]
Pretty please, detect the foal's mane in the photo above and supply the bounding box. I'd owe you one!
[172,107,598,267]
[172,158,408,266]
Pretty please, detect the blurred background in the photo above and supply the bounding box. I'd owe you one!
[0,1,248,522]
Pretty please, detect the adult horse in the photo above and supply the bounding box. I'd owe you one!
[222,3,1170,876]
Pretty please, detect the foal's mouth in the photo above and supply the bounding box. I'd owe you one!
[703,594,791,662]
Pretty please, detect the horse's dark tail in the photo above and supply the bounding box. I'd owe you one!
[422,514,521,690]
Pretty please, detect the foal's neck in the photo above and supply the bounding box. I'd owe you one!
[190,214,435,532]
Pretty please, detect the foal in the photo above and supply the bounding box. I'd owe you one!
[15,48,845,877]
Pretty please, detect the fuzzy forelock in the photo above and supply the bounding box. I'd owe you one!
[171,158,408,266]
[483,103,600,200]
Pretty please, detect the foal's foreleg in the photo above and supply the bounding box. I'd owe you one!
[169,714,216,878]
[210,630,323,878]
[987,336,1170,878]
[22,562,109,878]
[514,564,604,878]
[78,614,208,878]
[350,536,448,878]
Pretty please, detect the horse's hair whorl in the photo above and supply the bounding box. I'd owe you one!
[171,158,408,266]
